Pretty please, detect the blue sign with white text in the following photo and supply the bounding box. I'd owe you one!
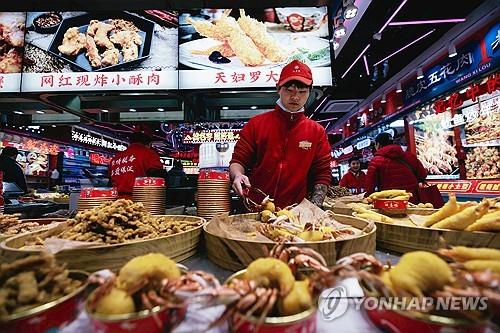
[403,22,500,106]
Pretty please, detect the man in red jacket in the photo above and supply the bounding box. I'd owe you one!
[365,132,427,203]
[110,127,164,198]
[339,156,366,194]
[230,60,331,209]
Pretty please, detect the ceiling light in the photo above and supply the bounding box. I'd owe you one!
[373,29,435,66]
[417,67,424,79]
[448,43,457,57]
[101,109,109,113]
[222,106,229,110]
[378,0,408,33]
[363,55,370,76]
[13,111,23,115]
[129,108,136,112]
[369,103,374,111]
[157,108,164,112]
[396,82,402,93]
[381,94,387,103]
[52,125,56,128]
[36,110,45,114]
[250,106,258,110]
[344,3,358,19]
[334,21,347,38]
[155,129,159,132]
[389,18,466,26]
[339,129,343,132]
[342,44,371,78]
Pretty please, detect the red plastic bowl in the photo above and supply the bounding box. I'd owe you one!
[0,271,88,333]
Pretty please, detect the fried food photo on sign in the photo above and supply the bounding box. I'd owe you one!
[0,12,25,74]
[57,17,143,68]
[186,9,291,67]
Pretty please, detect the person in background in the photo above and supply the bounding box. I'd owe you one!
[339,156,366,194]
[110,127,165,198]
[365,132,427,203]
[49,168,60,189]
[167,160,187,188]
[230,60,331,209]
[0,147,28,193]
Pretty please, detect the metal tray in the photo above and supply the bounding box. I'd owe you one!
[47,11,154,72]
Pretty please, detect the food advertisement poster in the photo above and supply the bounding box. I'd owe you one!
[16,150,49,176]
[22,11,178,92]
[0,12,25,92]
[411,111,460,179]
[463,93,499,145]
[178,7,332,89]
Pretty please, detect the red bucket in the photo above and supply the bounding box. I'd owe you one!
[0,271,88,333]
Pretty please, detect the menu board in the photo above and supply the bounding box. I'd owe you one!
[0,12,25,92]
[22,11,178,92]
[178,7,332,89]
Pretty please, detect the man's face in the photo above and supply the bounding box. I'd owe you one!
[350,160,360,172]
[278,84,310,112]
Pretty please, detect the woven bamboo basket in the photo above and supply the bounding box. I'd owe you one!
[375,221,500,253]
[0,215,205,272]
[204,213,376,271]
[0,218,66,242]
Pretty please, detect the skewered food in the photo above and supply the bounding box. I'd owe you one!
[57,27,86,56]
[0,253,83,318]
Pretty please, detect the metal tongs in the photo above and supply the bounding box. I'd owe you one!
[241,185,271,212]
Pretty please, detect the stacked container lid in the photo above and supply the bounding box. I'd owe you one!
[78,187,118,211]
[197,169,231,220]
[133,177,166,215]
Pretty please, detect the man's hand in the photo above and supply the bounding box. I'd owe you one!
[232,173,251,197]
[310,184,328,207]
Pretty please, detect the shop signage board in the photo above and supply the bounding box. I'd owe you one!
[0,12,25,93]
[178,7,332,89]
[89,152,112,165]
[182,129,241,144]
[21,11,179,92]
[356,138,371,150]
[71,126,127,151]
[428,180,500,195]
[403,22,500,106]
[0,132,60,155]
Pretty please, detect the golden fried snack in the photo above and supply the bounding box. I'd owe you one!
[215,9,244,35]
[191,41,235,57]
[101,48,120,66]
[111,19,139,32]
[423,194,460,227]
[87,20,100,37]
[110,30,142,62]
[438,246,500,262]
[462,260,500,273]
[237,9,287,63]
[186,17,226,41]
[58,27,86,56]
[227,30,265,66]
[94,22,115,50]
[465,210,500,232]
[431,200,490,230]
[85,35,101,68]
[0,49,22,73]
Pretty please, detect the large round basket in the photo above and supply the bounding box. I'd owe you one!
[375,221,500,253]
[0,218,66,242]
[0,215,205,272]
[204,213,376,271]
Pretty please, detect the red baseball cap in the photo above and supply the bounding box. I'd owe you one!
[277,60,313,87]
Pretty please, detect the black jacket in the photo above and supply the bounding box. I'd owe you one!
[0,155,28,193]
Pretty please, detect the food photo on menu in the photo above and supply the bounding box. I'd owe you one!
[178,7,332,88]
[0,12,25,91]
[22,11,179,91]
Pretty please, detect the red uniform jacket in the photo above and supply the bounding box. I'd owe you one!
[365,144,427,203]
[231,106,331,209]
[110,143,163,197]
[339,170,366,194]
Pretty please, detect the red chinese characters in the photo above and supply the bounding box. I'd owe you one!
[0,76,4,89]
[41,75,54,87]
